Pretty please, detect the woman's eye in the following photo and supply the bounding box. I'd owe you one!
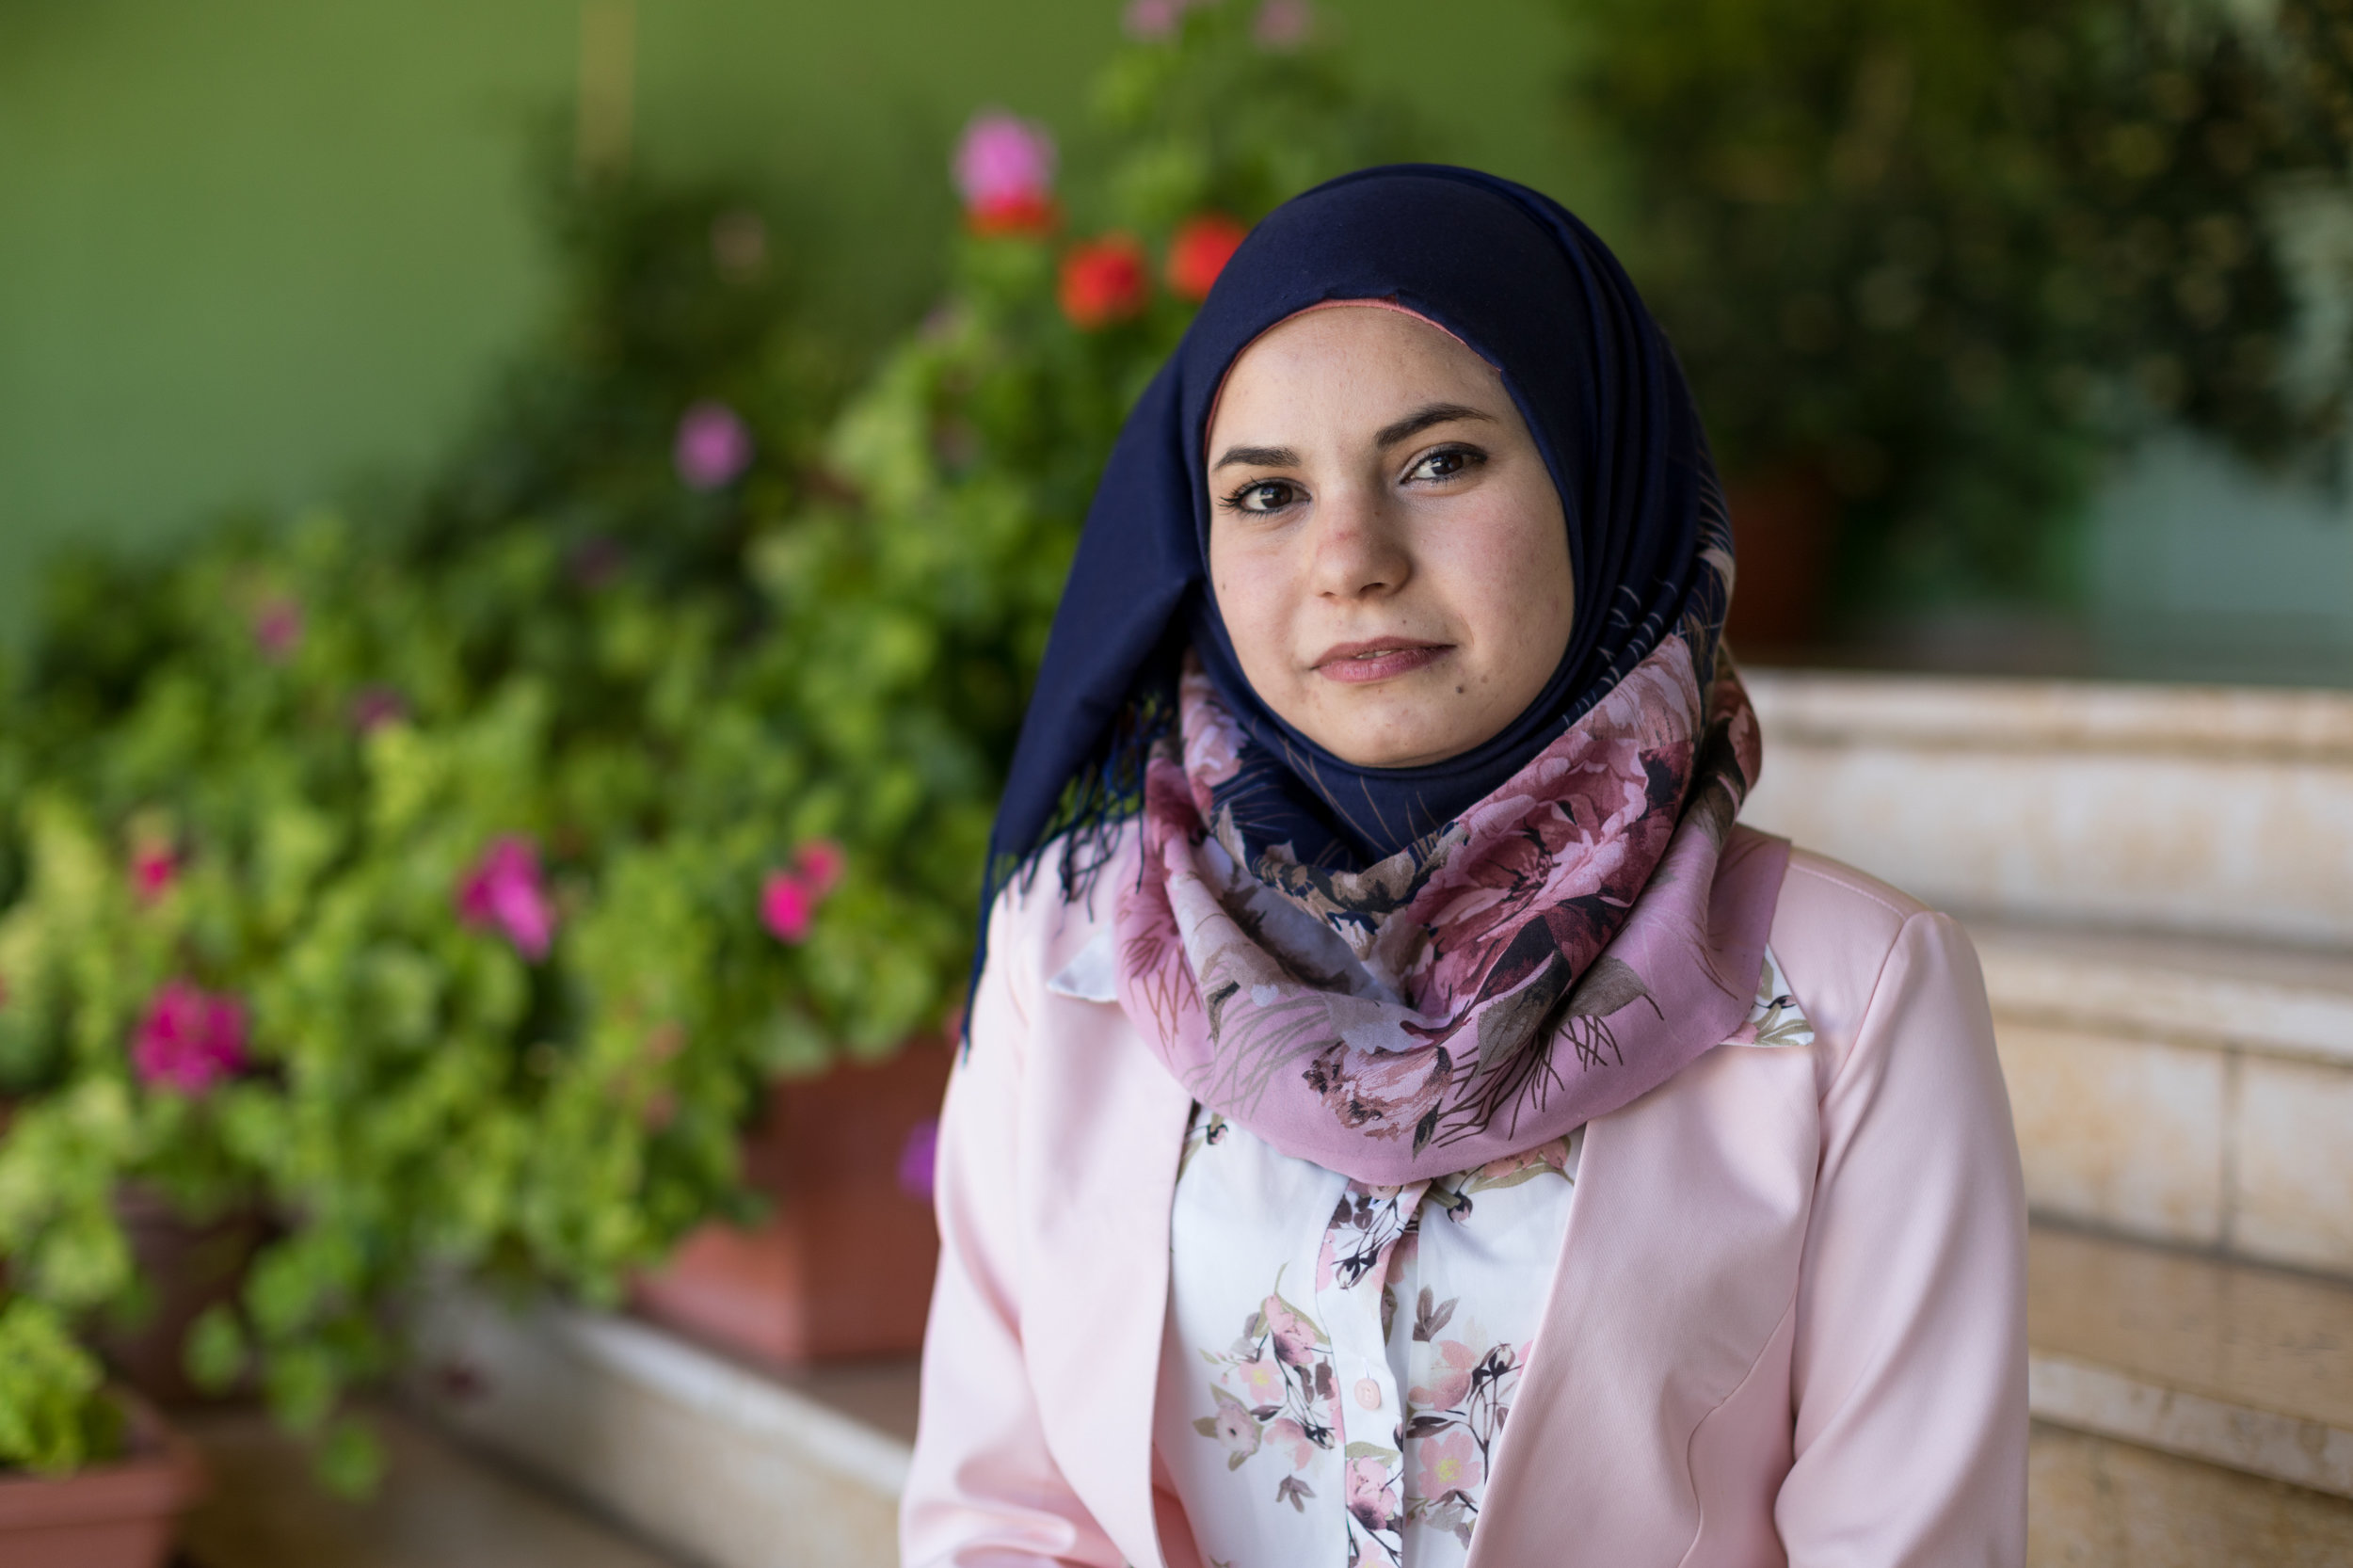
[1405,446,1482,484]
[1227,479,1303,513]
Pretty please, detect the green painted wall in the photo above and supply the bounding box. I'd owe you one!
[0,0,1583,638]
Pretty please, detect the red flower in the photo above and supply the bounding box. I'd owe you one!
[1059,234,1150,329]
[967,192,1061,239]
[1166,214,1249,301]
[456,836,557,961]
[132,980,249,1095]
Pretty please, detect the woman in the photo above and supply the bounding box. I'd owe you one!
[903,166,2025,1568]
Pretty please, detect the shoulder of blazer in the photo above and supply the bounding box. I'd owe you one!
[1769,846,1941,1094]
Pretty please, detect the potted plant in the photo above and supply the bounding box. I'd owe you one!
[0,1295,204,1568]
[630,0,1421,1365]
[0,0,1418,1479]
[0,161,946,1487]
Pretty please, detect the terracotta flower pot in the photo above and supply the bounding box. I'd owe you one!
[101,1189,264,1406]
[1722,462,1839,656]
[630,1040,952,1367]
[0,1392,206,1568]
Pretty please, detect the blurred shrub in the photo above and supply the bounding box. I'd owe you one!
[1572,0,2353,608]
[0,1295,122,1475]
[0,0,1406,1489]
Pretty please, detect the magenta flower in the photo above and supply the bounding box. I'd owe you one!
[456,836,556,961]
[130,843,179,905]
[674,401,754,490]
[1254,0,1312,47]
[793,839,846,897]
[952,112,1056,215]
[348,685,408,734]
[760,840,846,945]
[132,980,249,1095]
[760,871,815,944]
[897,1118,938,1201]
[252,598,304,662]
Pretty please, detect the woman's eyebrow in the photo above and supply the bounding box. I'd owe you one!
[1375,401,1495,451]
[1212,443,1303,471]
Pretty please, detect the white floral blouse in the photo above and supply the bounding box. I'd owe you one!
[1154,947,1815,1568]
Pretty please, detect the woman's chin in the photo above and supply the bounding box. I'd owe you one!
[1303,696,1499,771]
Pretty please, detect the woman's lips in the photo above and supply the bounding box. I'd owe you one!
[1311,638,1450,685]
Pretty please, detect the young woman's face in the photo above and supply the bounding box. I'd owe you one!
[1205,305,1575,769]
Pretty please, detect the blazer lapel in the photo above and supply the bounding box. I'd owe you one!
[1467,1042,1820,1567]
[1021,982,1196,1568]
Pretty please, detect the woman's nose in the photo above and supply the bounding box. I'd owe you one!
[1307,489,1412,601]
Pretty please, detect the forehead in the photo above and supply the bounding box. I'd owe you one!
[1209,305,1505,436]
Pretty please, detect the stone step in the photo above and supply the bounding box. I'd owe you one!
[177,1401,680,1568]
[1742,668,2353,949]
[2027,1224,2353,1501]
[409,1288,912,1568]
[2028,1422,2353,1566]
[418,1229,2353,1562]
[1975,920,2353,1069]
[1972,920,2353,1279]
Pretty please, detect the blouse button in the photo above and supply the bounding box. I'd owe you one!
[1354,1378,1384,1411]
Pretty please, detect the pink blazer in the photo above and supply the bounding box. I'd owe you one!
[903,840,2028,1567]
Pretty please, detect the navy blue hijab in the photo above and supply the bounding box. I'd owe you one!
[977,165,1729,983]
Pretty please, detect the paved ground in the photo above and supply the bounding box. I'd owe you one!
[175,1403,680,1568]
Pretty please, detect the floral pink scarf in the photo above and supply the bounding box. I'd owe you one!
[1113,638,1786,1185]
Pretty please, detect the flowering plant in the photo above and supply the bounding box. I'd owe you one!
[0,0,1412,1493]
[0,168,893,1493]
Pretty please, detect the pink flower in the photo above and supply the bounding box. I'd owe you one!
[131,843,178,905]
[793,839,846,898]
[1234,1356,1286,1406]
[132,980,249,1095]
[1345,1456,1399,1532]
[1124,0,1182,38]
[252,598,303,662]
[456,836,557,961]
[1262,1293,1321,1368]
[1410,1336,1479,1412]
[760,840,845,945]
[1254,0,1312,47]
[674,401,753,490]
[348,685,408,734]
[952,111,1057,218]
[1267,1416,1318,1469]
[760,872,814,943]
[897,1118,938,1201]
[1414,1427,1482,1499]
[1212,1392,1261,1461]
